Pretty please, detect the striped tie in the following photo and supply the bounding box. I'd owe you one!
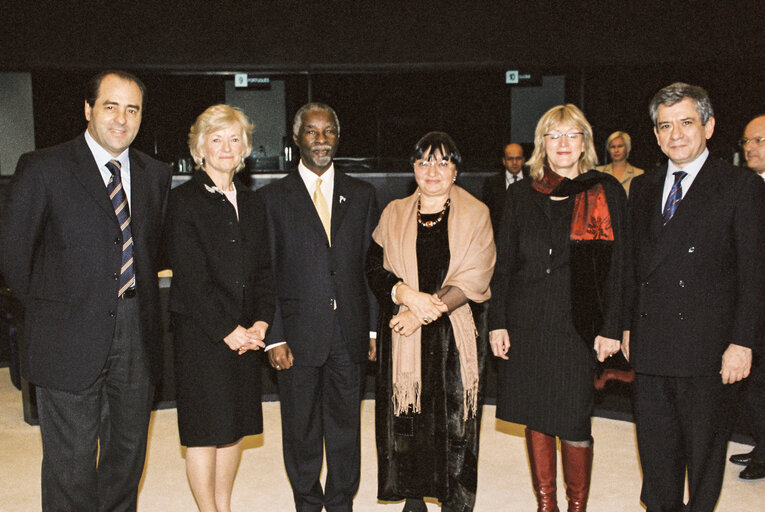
[105,159,136,296]
[662,171,687,226]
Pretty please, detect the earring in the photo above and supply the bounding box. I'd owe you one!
[452,176,457,183]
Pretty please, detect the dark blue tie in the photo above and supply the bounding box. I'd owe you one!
[662,170,687,226]
[105,159,135,296]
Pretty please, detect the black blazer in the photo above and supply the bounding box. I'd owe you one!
[627,157,765,376]
[481,169,528,233]
[0,134,171,391]
[257,170,379,365]
[488,173,628,342]
[167,170,275,340]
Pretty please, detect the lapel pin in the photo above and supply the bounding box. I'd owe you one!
[339,195,346,204]
[204,184,222,195]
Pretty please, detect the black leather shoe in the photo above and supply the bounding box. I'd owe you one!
[730,450,754,466]
[739,458,765,480]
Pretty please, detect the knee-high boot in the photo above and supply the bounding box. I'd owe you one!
[525,428,559,512]
[560,440,593,512]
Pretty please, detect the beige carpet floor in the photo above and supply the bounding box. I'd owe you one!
[1,368,762,511]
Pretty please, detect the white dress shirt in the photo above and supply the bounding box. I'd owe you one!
[661,148,709,210]
[85,130,132,209]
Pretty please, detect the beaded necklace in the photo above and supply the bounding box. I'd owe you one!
[417,196,450,228]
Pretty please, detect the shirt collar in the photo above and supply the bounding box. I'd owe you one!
[298,159,335,188]
[84,130,129,170]
[668,148,708,180]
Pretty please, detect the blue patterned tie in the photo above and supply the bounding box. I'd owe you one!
[662,170,687,226]
[105,159,135,296]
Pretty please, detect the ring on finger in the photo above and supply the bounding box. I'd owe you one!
[423,316,432,324]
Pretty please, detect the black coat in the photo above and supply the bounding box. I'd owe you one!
[0,134,171,391]
[626,157,765,376]
[257,170,379,365]
[167,169,275,340]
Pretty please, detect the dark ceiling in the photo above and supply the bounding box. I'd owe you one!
[1,1,757,72]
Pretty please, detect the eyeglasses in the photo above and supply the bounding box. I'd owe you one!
[544,132,583,141]
[739,137,765,148]
[415,159,453,170]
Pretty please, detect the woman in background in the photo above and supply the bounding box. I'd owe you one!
[596,130,644,195]
[168,104,274,512]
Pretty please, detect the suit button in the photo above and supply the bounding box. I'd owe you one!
[545,268,551,274]
[641,281,648,287]
[640,313,648,318]
[108,311,115,317]
[230,239,237,243]
[114,237,121,245]
[112,273,119,281]
[678,280,685,287]
[678,312,685,320]
[688,246,695,253]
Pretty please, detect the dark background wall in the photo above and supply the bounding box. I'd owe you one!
[2,1,763,172]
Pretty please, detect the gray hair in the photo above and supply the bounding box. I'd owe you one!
[649,82,714,126]
[292,102,340,136]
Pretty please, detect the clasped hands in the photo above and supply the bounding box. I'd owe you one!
[223,321,269,355]
[389,284,448,337]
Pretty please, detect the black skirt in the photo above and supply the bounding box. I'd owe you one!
[172,313,264,447]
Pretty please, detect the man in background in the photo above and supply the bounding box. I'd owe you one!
[728,114,765,480]
[482,142,525,232]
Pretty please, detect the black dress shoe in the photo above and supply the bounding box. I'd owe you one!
[740,458,765,480]
[730,449,754,466]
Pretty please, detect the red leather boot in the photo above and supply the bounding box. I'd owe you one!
[525,428,559,512]
[560,440,593,512]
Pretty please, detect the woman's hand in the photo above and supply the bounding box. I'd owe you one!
[396,284,445,325]
[368,338,377,362]
[621,330,630,361]
[389,310,423,337]
[238,321,268,353]
[490,329,511,360]
[594,335,621,362]
[223,325,263,353]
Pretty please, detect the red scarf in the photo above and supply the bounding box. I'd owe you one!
[532,167,613,241]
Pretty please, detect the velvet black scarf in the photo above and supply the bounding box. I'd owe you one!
[533,167,615,355]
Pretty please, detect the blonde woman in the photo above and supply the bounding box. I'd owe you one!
[596,131,644,195]
[489,105,628,512]
[167,105,274,512]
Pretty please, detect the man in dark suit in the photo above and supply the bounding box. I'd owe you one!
[257,103,378,512]
[0,71,171,511]
[625,83,765,512]
[728,114,765,480]
[481,142,525,232]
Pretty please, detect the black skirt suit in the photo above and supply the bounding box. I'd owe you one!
[488,174,627,441]
[167,170,275,446]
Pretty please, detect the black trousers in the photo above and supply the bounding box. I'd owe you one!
[36,295,153,512]
[633,373,739,512]
[277,323,365,512]
[741,352,765,460]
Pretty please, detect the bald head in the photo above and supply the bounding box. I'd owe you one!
[502,143,525,175]
[743,115,765,174]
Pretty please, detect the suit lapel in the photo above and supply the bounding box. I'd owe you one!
[284,171,330,242]
[331,172,351,244]
[128,150,148,237]
[646,159,719,275]
[68,135,119,222]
